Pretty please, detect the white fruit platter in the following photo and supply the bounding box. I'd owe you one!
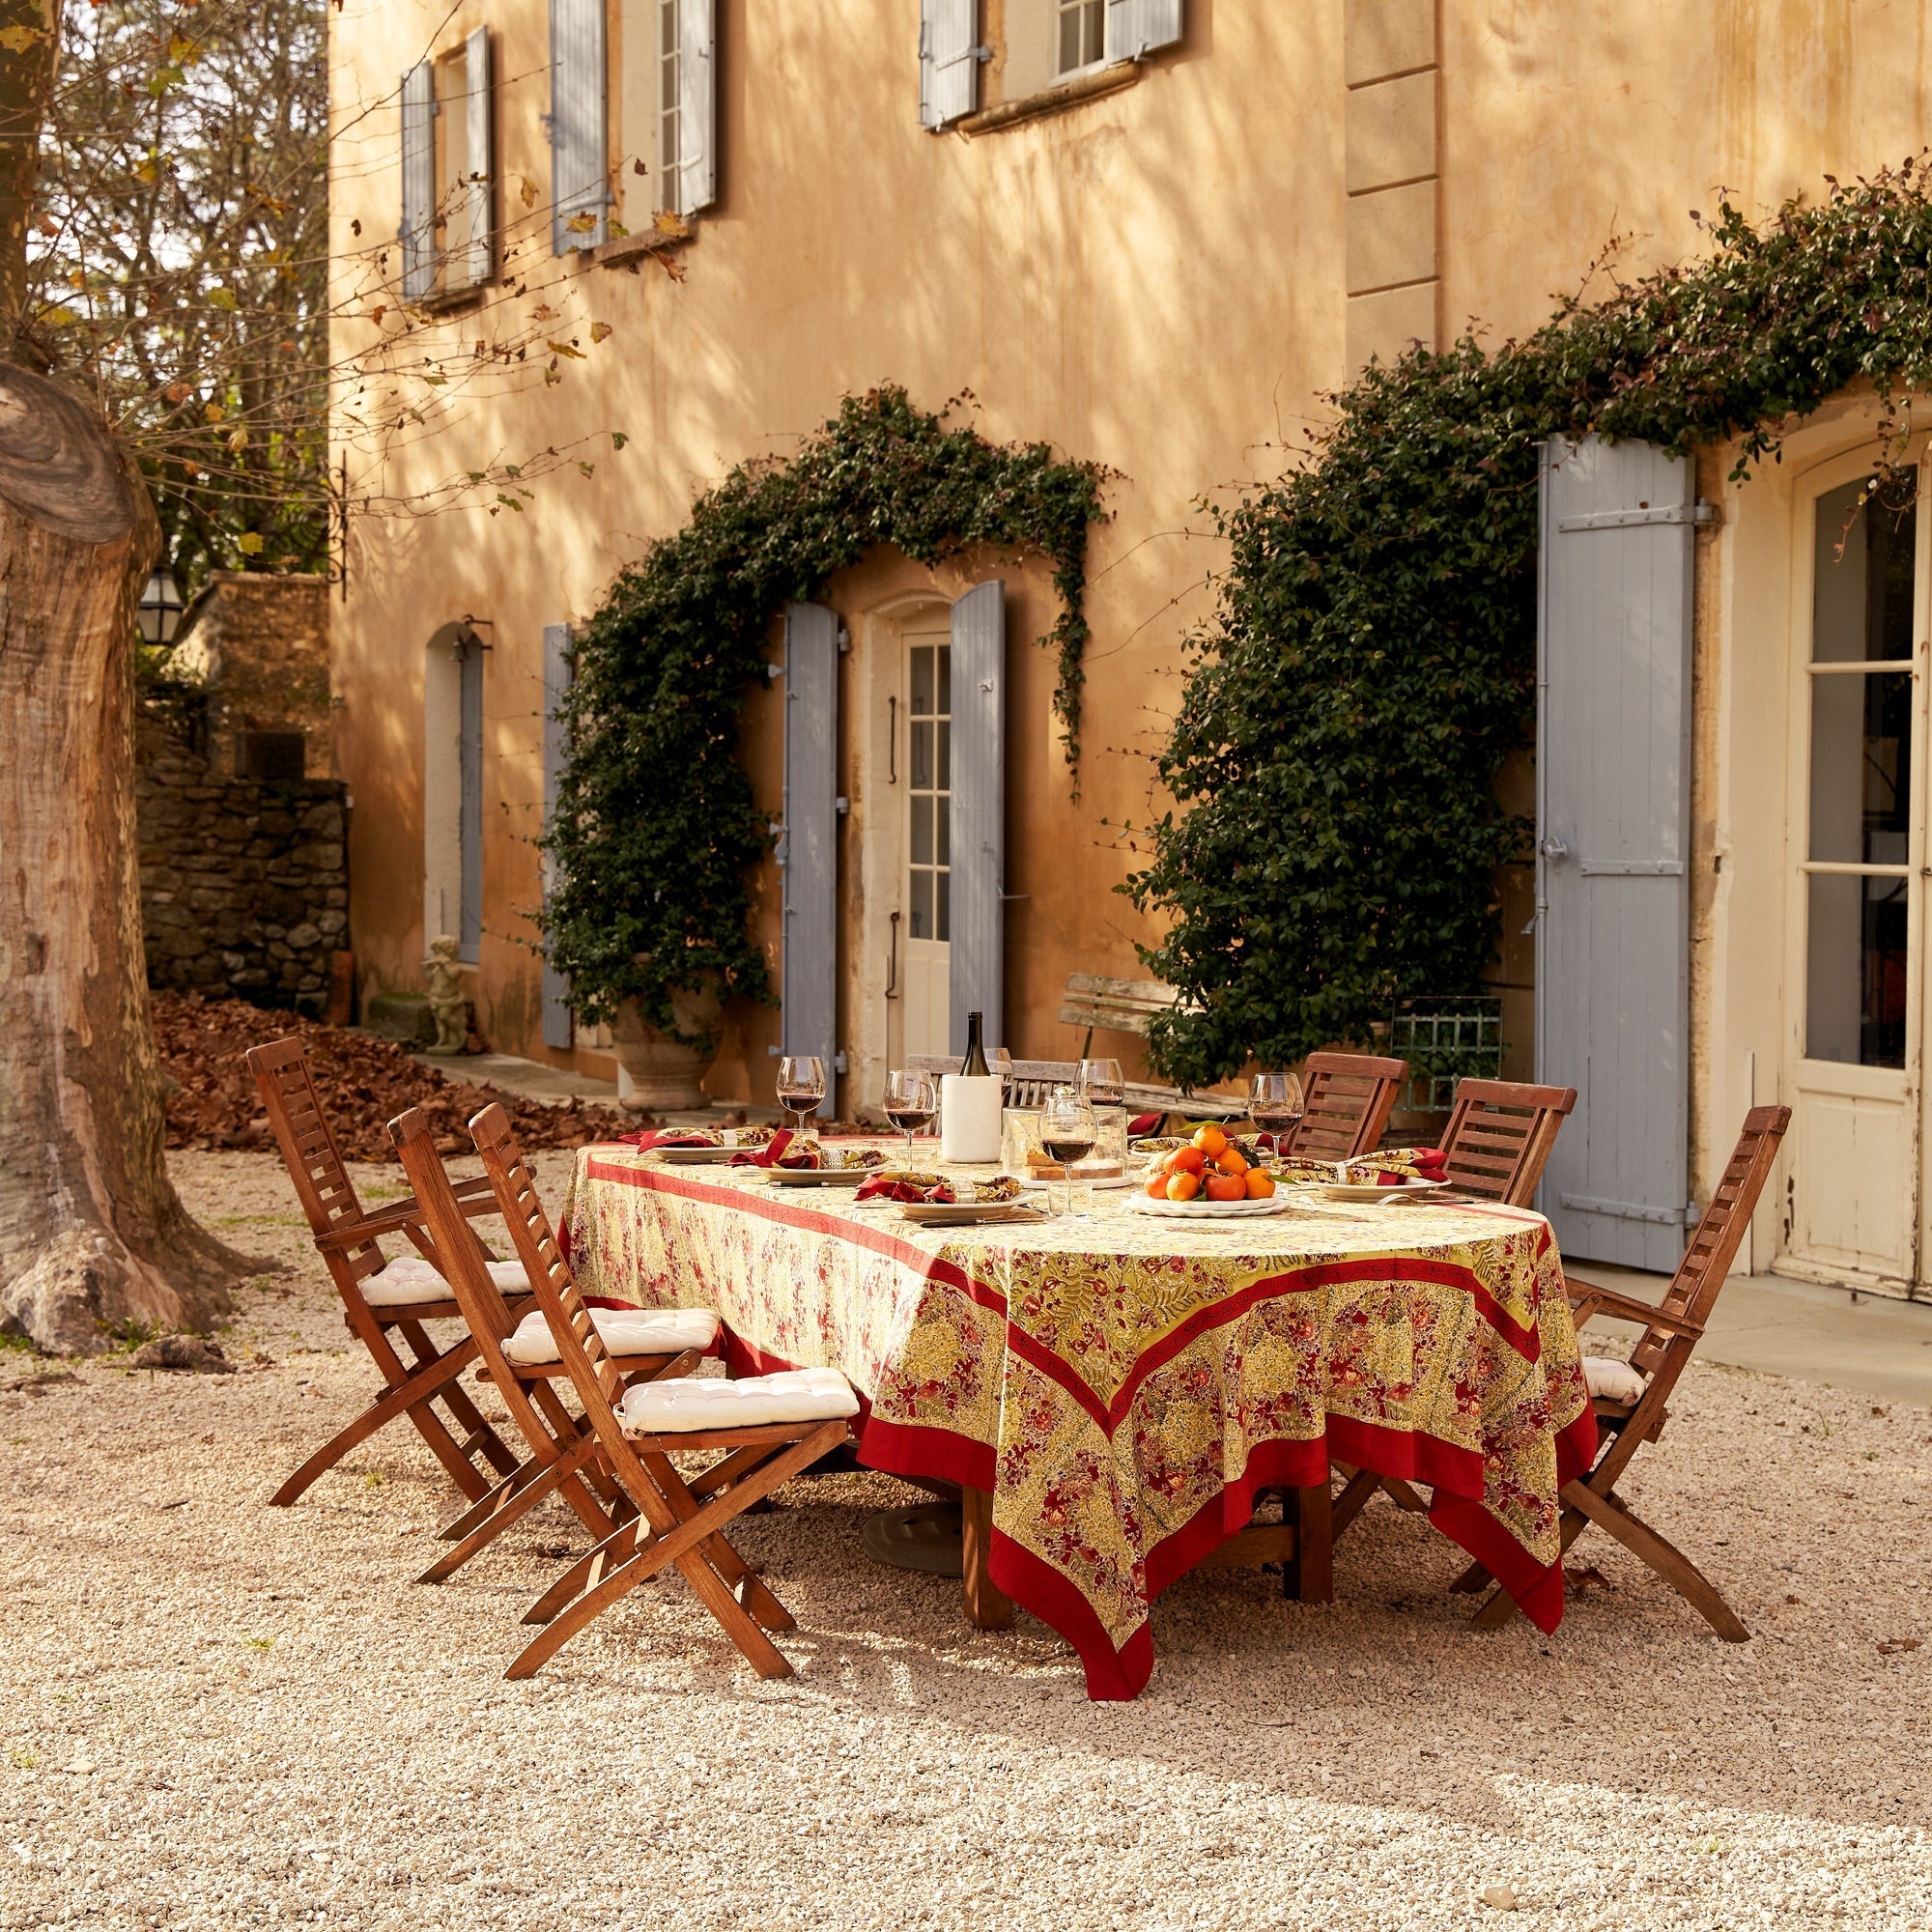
[1124,1191,1293,1220]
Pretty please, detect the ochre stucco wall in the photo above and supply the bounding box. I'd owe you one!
[328,0,1932,1115]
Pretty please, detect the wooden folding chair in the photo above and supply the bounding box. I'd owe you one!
[247,1037,526,1507]
[389,1105,728,1584]
[1286,1051,1410,1160]
[1329,1076,1578,1541]
[465,1102,859,1681]
[1436,1078,1577,1206]
[1456,1104,1791,1639]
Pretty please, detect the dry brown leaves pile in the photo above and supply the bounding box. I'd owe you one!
[153,993,641,1160]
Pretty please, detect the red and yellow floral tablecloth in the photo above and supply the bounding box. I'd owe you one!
[560,1147,1596,1699]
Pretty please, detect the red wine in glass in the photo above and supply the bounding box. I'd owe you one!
[1040,1136,1096,1166]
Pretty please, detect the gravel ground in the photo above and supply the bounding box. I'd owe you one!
[2,1150,1928,1931]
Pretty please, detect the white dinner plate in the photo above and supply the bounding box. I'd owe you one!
[656,1146,739,1164]
[897,1201,1047,1227]
[1317,1179,1448,1204]
[1124,1191,1293,1219]
[763,1167,875,1186]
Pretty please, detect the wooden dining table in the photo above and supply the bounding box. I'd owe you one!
[559,1143,1597,1699]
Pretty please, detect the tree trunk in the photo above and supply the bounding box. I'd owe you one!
[0,363,251,1350]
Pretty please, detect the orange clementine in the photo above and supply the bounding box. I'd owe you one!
[1145,1172,1171,1200]
[1244,1168,1276,1199]
[1216,1148,1249,1178]
[1167,1170,1203,1202]
[1166,1145,1207,1176]
[1193,1122,1229,1159]
[1204,1172,1245,1203]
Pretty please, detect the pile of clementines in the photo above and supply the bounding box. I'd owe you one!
[1143,1122,1276,1202]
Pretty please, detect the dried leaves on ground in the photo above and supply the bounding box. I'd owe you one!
[153,992,638,1160]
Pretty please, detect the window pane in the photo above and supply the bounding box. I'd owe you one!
[911,794,932,866]
[935,867,951,944]
[911,721,933,790]
[936,793,950,867]
[1059,5,1082,71]
[936,643,952,717]
[910,868,933,942]
[937,717,951,792]
[1813,474,1917,663]
[1808,670,1912,864]
[911,645,933,717]
[1807,870,1909,1066]
[661,0,677,57]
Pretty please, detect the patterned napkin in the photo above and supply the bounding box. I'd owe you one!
[1350,1148,1450,1185]
[617,1126,723,1151]
[729,1128,821,1169]
[855,1170,955,1204]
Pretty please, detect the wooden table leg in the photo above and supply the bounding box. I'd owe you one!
[960,1485,1014,1630]
[1287,1481,1333,1604]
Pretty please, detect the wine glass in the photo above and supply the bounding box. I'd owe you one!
[882,1068,938,1168]
[1040,1084,1097,1220]
[776,1055,826,1146]
[1077,1058,1125,1107]
[1249,1071,1303,1156]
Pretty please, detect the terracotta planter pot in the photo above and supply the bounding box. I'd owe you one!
[612,988,721,1112]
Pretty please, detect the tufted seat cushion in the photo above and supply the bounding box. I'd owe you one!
[620,1366,859,1435]
[1583,1355,1647,1405]
[501,1305,721,1367]
[361,1255,528,1307]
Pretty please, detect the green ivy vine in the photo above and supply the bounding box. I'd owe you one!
[542,386,1107,1037]
[1129,162,1932,1090]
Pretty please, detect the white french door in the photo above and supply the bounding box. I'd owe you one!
[1781,454,1928,1289]
[901,623,952,1059]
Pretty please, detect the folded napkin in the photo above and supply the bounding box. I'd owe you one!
[1358,1147,1450,1187]
[856,1172,955,1204]
[729,1127,821,1169]
[618,1126,722,1151]
[1128,1111,1166,1137]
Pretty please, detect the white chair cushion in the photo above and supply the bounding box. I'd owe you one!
[1583,1355,1647,1404]
[501,1305,721,1367]
[620,1366,859,1435]
[362,1255,529,1307]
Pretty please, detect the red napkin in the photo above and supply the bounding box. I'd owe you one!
[1128,1111,1165,1137]
[1378,1148,1450,1186]
[728,1128,820,1169]
[617,1127,718,1151]
[854,1174,955,1205]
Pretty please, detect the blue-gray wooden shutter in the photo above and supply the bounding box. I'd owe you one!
[1104,0,1182,61]
[458,639,484,964]
[676,0,716,216]
[400,61,436,298]
[949,581,1005,1055]
[462,27,495,287]
[549,0,608,252]
[781,602,838,1108]
[1536,434,1698,1270]
[919,0,980,130]
[540,622,574,1049]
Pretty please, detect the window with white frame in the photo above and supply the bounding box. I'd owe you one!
[1056,0,1104,75]
[399,29,494,299]
[920,1,1182,130]
[615,0,714,225]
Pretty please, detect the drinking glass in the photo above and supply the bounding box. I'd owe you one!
[882,1068,938,1167]
[1076,1058,1125,1107]
[1249,1071,1303,1156]
[776,1055,826,1145]
[1040,1084,1098,1220]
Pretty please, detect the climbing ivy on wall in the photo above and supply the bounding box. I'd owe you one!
[542,386,1107,1036]
[1129,163,1932,1089]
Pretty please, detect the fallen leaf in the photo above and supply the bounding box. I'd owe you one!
[1878,1637,1922,1656]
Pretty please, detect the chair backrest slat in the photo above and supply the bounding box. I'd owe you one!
[467,1103,628,1423]
[1439,1077,1577,1208]
[1287,1052,1409,1160]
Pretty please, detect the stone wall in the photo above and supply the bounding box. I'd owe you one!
[167,571,333,779]
[137,703,350,1013]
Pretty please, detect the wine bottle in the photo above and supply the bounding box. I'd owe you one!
[960,1011,990,1078]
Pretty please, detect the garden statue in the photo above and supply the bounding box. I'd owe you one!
[424,935,469,1054]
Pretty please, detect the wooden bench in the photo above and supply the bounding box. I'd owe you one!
[1058,975,1181,1055]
